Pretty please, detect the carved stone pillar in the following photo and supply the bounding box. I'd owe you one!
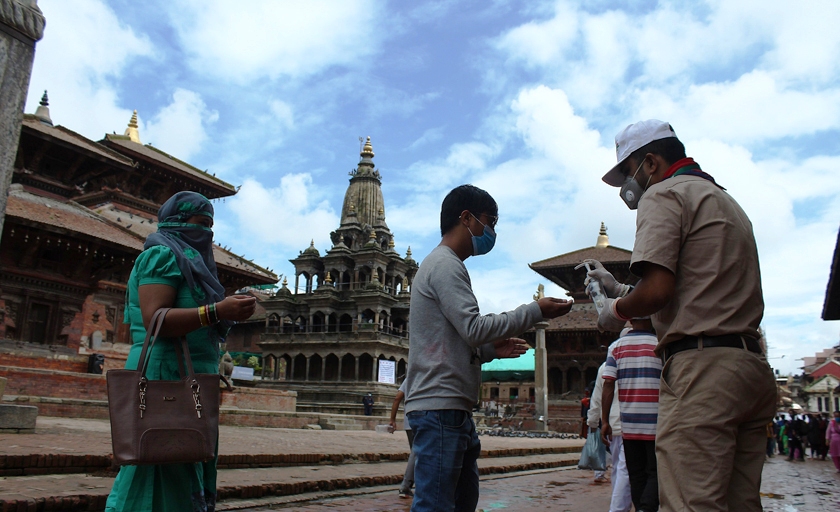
[337,356,343,381]
[354,356,359,381]
[0,0,45,244]
[534,321,549,431]
[304,356,311,381]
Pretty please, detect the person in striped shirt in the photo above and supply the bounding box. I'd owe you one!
[601,318,661,512]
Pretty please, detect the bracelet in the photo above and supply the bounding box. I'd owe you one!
[198,305,210,327]
[613,298,632,322]
[209,303,219,324]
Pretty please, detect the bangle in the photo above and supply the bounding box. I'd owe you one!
[209,303,219,324]
[613,298,632,322]
[198,305,210,327]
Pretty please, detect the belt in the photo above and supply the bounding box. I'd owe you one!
[663,334,762,362]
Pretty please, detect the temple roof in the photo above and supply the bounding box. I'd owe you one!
[91,202,277,284]
[542,305,600,332]
[530,245,632,269]
[21,116,136,169]
[5,185,144,251]
[102,134,236,198]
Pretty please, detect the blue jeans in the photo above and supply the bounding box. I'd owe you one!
[407,409,480,512]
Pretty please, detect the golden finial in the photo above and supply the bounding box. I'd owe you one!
[388,238,395,248]
[361,136,374,158]
[596,222,609,248]
[124,110,141,143]
[310,239,315,247]
[402,276,409,288]
[282,277,289,288]
[325,272,333,284]
[369,230,377,240]
[406,246,412,258]
[533,283,545,301]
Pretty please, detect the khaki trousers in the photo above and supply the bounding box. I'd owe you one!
[657,346,776,511]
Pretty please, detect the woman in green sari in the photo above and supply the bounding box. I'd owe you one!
[106,191,256,512]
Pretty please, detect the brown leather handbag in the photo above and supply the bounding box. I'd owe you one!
[107,308,220,465]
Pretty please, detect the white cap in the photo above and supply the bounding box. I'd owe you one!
[602,119,677,187]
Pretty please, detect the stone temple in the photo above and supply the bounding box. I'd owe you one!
[257,137,417,416]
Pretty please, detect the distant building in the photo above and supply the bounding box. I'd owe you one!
[257,138,417,414]
[527,224,639,396]
[0,95,276,369]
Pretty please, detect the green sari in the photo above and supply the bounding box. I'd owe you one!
[106,246,220,512]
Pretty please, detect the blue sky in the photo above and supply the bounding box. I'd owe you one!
[25,0,840,375]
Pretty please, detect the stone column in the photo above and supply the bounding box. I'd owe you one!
[534,321,549,431]
[289,358,296,381]
[304,356,311,381]
[320,357,326,381]
[0,0,45,244]
[337,356,343,381]
[371,357,378,382]
[354,356,359,381]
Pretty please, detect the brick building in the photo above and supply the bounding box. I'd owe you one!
[0,94,276,370]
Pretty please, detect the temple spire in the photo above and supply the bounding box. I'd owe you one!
[596,222,609,248]
[34,90,52,126]
[124,110,141,143]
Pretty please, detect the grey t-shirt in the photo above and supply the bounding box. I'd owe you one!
[404,245,543,413]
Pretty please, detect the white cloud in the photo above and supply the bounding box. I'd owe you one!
[269,100,295,130]
[165,0,382,83]
[26,0,154,139]
[144,89,218,160]
[225,175,338,251]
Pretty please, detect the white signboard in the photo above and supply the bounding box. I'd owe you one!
[231,366,255,381]
[378,360,396,384]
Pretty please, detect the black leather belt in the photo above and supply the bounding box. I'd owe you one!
[663,334,762,362]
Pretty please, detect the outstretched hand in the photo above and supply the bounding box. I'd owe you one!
[537,297,573,319]
[494,337,529,359]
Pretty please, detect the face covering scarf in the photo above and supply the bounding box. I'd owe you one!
[143,191,233,338]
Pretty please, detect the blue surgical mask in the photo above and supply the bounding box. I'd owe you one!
[468,213,496,256]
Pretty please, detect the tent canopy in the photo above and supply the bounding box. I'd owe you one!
[481,348,535,382]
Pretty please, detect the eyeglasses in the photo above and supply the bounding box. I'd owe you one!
[468,212,498,229]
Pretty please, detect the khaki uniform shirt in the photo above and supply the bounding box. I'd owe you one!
[630,174,764,351]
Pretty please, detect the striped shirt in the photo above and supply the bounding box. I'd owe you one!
[602,330,661,441]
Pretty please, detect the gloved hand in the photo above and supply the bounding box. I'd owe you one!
[584,259,632,298]
[597,298,630,333]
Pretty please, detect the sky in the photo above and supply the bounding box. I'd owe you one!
[24,0,840,375]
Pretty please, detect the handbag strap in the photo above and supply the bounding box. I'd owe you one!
[136,308,197,381]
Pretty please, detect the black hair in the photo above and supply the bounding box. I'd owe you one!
[629,136,686,168]
[440,184,498,237]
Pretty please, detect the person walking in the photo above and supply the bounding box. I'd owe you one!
[592,120,776,511]
[105,192,257,512]
[588,359,632,510]
[827,410,840,472]
[600,317,661,512]
[389,380,415,498]
[404,184,572,512]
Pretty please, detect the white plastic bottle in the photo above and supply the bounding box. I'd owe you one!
[575,262,607,315]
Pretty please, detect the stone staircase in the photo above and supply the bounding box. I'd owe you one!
[319,416,364,430]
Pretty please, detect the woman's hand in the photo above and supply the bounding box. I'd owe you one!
[216,295,257,322]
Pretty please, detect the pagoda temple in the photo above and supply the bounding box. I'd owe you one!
[0,94,277,370]
[527,223,638,396]
[257,137,417,415]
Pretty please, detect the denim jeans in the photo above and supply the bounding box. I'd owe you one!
[407,409,480,512]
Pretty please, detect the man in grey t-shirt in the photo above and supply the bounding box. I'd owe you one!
[404,184,572,512]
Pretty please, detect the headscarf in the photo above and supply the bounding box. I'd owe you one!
[144,192,232,336]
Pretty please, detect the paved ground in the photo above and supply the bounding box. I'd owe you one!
[225,454,840,511]
[0,417,582,456]
[2,418,839,511]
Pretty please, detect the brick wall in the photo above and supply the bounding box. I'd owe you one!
[0,366,107,400]
[1,353,88,373]
[220,387,296,412]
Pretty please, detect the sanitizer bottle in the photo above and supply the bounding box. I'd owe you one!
[575,262,607,315]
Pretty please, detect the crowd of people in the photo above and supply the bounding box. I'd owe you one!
[769,410,840,471]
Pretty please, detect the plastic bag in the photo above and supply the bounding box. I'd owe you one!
[578,428,607,471]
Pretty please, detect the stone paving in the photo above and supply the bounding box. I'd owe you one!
[224,454,840,511]
[0,417,582,456]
